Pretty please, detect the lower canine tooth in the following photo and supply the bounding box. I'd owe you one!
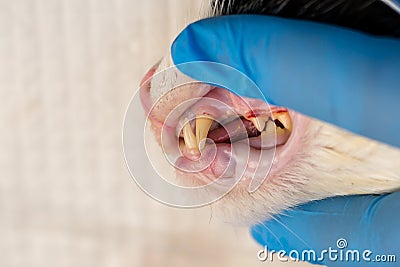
[183,123,197,150]
[196,115,213,150]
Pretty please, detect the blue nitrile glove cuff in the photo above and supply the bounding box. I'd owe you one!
[250,192,400,266]
[171,15,400,147]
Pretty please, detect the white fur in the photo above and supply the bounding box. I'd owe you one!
[149,56,400,226]
[212,120,400,225]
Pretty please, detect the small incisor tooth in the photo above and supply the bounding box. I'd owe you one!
[196,115,213,150]
[248,116,269,132]
[183,122,197,150]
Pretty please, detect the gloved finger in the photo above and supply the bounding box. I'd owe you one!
[250,192,400,266]
[171,15,400,148]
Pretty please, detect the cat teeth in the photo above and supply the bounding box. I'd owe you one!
[273,112,293,132]
[196,115,213,150]
[253,112,292,149]
[272,112,292,147]
[247,116,269,132]
[183,122,198,150]
[247,112,292,133]
[182,115,214,151]
[258,120,276,149]
[181,111,292,150]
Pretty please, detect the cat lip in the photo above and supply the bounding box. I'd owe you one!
[140,61,161,87]
[139,62,162,121]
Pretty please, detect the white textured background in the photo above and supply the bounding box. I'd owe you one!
[0,0,311,266]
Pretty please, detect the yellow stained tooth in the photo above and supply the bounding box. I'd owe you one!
[259,120,276,149]
[196,115,213,150]
[179,138,185,151]
[248,116,269,132]
[260,119,291,148]
[273,112,293,132]
[264,119,276,135]
[276,126,289,137]
[272,112,292,146]
[183,122,197,150]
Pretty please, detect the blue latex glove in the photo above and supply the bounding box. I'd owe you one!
[251,192,400,266]
[170,15,400,266]
[171,15,400,148]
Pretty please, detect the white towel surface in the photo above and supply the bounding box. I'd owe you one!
[0,0,312,266]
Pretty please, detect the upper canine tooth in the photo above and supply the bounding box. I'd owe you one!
[273,112,293,132]
[196,115,213,150]
[183,122,197,150]
[247,116,269,132]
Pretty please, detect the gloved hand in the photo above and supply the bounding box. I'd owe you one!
[251,192,400,266]
[170,15,400,266]
[171,15,400,148]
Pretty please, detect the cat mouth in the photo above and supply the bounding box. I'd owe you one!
[139,62,309,188]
